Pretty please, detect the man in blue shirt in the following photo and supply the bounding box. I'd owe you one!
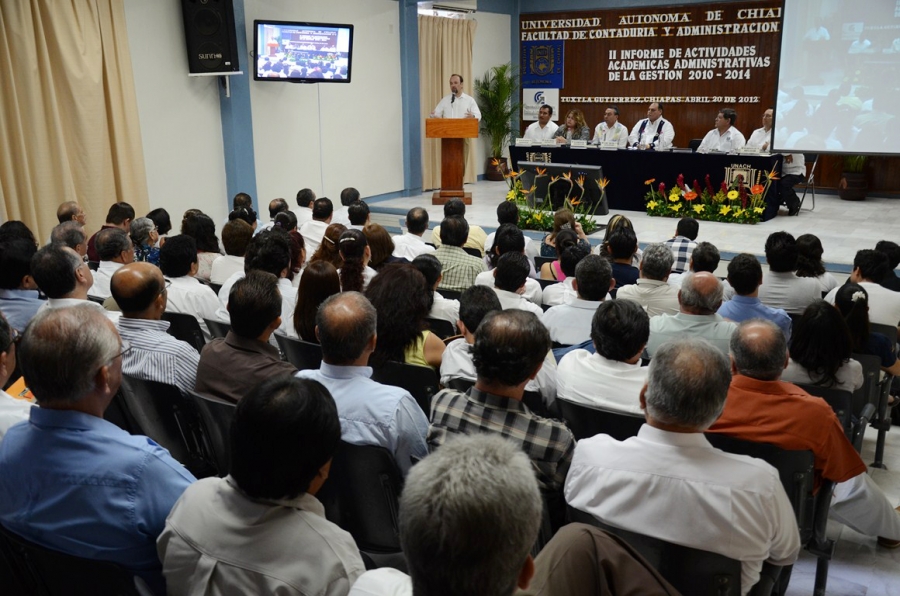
[0,304,195,594]
[718,253,792,341]
[0,237,44,332]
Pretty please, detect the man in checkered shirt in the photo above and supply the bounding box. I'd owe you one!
[433,216,486,292]
[428,309,574,493]
[663,217,699,274]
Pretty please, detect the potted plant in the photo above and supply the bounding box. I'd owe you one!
[838,155,868,201]
[475,63,519,181]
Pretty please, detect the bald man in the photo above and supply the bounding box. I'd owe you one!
[56,201,86,226]
[111,262,199,392]
[646,271,738,357]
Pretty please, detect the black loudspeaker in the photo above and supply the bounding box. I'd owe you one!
[181,0,240,75]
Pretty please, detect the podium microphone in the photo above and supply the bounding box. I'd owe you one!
[451,94,455,105]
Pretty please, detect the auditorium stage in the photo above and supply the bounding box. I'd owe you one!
[369,179,900,272]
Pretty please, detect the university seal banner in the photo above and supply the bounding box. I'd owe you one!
[521,40,564,88]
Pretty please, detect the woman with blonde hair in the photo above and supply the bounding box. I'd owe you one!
[540,208,590,257]
[555,109,591,143]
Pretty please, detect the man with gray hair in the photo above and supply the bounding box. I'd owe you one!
[710,319,900,549]
[89,227,134,299]
[295,292,428,475]
[566,338,800,593]
[616,242,680,316]
[50,221,88,258]
[0,305,195,594]
[646,271,737,357]
[31,244,119,322]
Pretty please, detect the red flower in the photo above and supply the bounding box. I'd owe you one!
[705,174,715,197]
[659,182,666,194]
[720,181,728,193]
[676,173,685,190]
[693,180,701,195]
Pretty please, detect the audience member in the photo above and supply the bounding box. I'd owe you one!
[440,286,557,410]
[31,244,119,321]
[331,187,359,227]
[296,292,428,475]
[607,227,640,288]
[210,219,253,285]
[616,242,680,316]
[430,309,573,492]
[364,223,406,270]
[667,241,734,299]
[647,272,737,357]
[0,221,36,246]
[130,217,160,265]
[484,201,539,260]
[542,234,590,306]
[89,227,134,299]
[540,208,590,258]
[478,224,542,305]
[56,200,85,225]
[430,198,488,255]
[293,261,341,343]
[836,283,900,375]
[540,228,579,282]
[757,231,820,314]
[292,188,316,225]
[875,240,900,292]
[489,253,543,316]
[566,337,800,593]
[392,207,434,261]
[557,299,649,415]
[795,234,838,293]
[348,200,370,229]
[147,207,172,238]
[718,253,792,340]
[0,238,43,332]
[663,217,698,273]
[0,305,195,593]
[309,222,347,270]
[338,228,376,292]
[228,206,259,234]
[195,271,297,403]
[50,220,88,258]
[0,313,32,441]
[159,235,228,340]
[826,249,900,331]
[86,201,134,261]
[434,216,486,292]
[299,197,334,255]
[181,213,221,282]
[780,300,863,391]
[159,376,364,594]
[542,255,614,346]
[411,254,459,326]
[709,320,900,549]
[258,198,289,233]
[110,263,199,393]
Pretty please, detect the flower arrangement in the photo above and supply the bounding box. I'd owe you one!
[644,168,777,225]
[496,159,605,234]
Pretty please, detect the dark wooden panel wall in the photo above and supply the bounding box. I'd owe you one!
[518,1,900,193]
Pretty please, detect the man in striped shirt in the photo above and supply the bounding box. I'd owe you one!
[110,263,199,393]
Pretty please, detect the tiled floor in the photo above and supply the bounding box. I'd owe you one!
[370,181,900,594]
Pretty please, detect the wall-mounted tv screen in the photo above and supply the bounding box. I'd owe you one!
[253,20,353,83]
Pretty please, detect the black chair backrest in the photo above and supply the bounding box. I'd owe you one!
[851,352,883,414]
[568,507,742,596]
[86,294,105,305]
[208,282,223,296]
[870,322,898,346]
[705,433,815,543]
[161,312,205,353]
[556,398,644,441]
[203,318,232,340]
[316,442,404,554]
[795,383,853,442]
[371,361,439,417]
[534,255,556,270]
[0,523,141,595]
[688,138,703,152]
[436,288,461,301]
[425,317,456,340]
[536,278,560,290]
[185,390,236,477]
[462,246,482,258]
[445,377,474,393]
[87,260,100,271]
[274,334,323,371]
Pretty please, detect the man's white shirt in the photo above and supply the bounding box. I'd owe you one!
[628,117,675,150]
[746,127,805,175]
[391,233,434,261]
[697,127,746,153]
[523,120,558,141]
[433,92,481,120]
[592,121,629,147]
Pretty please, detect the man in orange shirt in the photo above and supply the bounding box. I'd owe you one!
[709,319,900,548]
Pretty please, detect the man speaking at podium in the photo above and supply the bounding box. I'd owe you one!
[432,74,481,120]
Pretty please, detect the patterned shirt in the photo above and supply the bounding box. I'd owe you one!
[434,245,486,292]
[116,317,200,393]
[663,236,697,274]
[429,387,574,491]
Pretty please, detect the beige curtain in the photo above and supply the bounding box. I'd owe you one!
[419,15,478,190]
[0,0,149,242]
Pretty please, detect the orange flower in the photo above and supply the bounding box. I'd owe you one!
[644,178,656,185]
[536,167,547,176]
[491,158,500,167]
[576,175,586,187]
[569,199,582,205]
[750,184,765,195]
[598,177,610,189]
[765,166,780,181]
[683,191,698,201]
[562,171,572,181]
[503,169,519,179]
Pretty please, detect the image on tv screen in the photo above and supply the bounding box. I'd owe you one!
[254,20,353,83]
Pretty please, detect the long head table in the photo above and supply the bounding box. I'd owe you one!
[509,146,785,222]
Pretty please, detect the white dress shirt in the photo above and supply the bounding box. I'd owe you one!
[825,280,900,328]
[0,390,33,444]
[628,117,675,150]
[165,276,230,342]
[433,92,481,120]
[428,292,459,326]
[38,297,120,322]
[291,206,313,226]
[757,271,821,315]
[348,568,412,596]
[781,357,864,393]
[541,277,576,307]
[475,270,542,306]
[216,272,297,339]
[541,296,602,345]
[565,425,801,594]
[615,279,680,317]
[88,261,124,299]
[491,287,544,316]
[592,121,629,147]
[523,120,559,141]
[746,127,805,175]
[159,476,365,596]
[557,351,647,415]
[331,206,351,227]
[391,233,434,261]
[299,219,330,256]
[209,255,245,285]
[696,126,746,153]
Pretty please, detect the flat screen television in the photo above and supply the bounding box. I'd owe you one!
[253,20,353,83]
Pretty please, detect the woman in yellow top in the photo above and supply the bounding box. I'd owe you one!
[365,264,444,370]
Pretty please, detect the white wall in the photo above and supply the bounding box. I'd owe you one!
[471,11,512,162]
[123,0,229,224]
[244,0,405,203]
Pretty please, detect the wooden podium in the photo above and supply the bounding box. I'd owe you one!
[425,118,479,205]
